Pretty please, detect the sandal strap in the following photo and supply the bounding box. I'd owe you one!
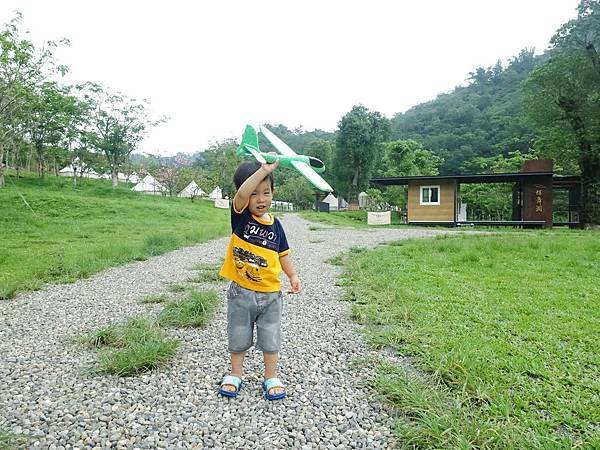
[264,377,284,391]
[221,375,242,389]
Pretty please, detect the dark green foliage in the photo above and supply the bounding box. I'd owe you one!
[523,0,600,226]
[334,105,390,201]
[390,49,539,175]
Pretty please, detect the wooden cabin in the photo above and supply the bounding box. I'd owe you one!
[371,160,581,228]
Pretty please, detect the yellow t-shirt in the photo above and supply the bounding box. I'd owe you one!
[219,202,290,292]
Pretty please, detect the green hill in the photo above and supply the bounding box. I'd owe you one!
[390,49,542,174]
[0,172,229,299]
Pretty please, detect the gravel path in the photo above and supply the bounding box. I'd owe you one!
[0,214,449,449]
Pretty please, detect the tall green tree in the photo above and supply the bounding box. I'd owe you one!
[81,82,163,187]
[0,13,62,186]
[334,105,390,201]
[523,0,600,227]
[275,173,315,209]
[372,139,442,209]
[202,139,239,198]
[24,81,82,177]
[377,139,442,177]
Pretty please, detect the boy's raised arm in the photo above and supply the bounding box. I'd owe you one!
[233,161,278,211]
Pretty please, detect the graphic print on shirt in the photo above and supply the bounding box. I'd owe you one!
[242,221,279,252]
[233,246,268,282]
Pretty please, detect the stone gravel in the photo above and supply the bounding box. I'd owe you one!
[0,214,450,449]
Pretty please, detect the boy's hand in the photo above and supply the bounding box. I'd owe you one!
[261,156,279,174]
[288,274,301,294]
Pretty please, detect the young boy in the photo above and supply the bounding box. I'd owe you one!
[218,160,301,400]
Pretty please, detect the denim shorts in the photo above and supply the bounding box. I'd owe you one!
[226,282,283,353]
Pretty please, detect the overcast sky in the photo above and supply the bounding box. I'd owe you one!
[1,1,580,156]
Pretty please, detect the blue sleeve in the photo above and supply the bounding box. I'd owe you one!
[277,220,290,254]
[231,205,250,233]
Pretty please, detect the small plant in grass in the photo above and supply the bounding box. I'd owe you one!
[187,270,222,283]
[192,262,222,271]
[140,293,169,304]
[166,282,187,293]
[82,318,179,376]
[325,254,345,266]
[349,246,366,255]
[158,289,219,328]
[0,431,31,449]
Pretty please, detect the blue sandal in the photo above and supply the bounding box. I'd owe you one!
[219,375,243,397]
[262,377,286,401]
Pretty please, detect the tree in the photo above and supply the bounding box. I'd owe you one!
[202,139,239,197]
[0,13,59,187]
[156,167,184,197]
[378,139,442,177]
[523,0,600,227]
[80,82,163,187]
[390,49,539,175]
[373,139,443,209]
[460,151,538,221]
[24,81,82,177]
[306,139,334,171]
[334,105,390,201]
[275,174,315,210]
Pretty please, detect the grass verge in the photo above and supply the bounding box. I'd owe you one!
[0,172,229,299]
[341,231,599,448]
[82,317,179,376]
[158,289,219,327]
[300,210,405,228]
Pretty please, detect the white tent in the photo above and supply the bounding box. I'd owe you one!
[178,180,205,198]
[58,157,96,178]
[208,186,222,200]
[338,197,348,210]
[83,169,101,179]
[358,191,369,208]
[321,194,348,211]
[131,174,164,195]
[322,193,339,211]
[58,165,75,177]
[58,158,101,179]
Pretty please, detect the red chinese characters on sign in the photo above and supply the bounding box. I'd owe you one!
[535,186,543,213]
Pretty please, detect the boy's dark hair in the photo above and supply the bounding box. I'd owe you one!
[233,161,274,190]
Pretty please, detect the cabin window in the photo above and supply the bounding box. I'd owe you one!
[420,185,440,205]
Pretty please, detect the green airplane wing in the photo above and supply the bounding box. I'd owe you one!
[259,125,333,192]
[238,125,267,163]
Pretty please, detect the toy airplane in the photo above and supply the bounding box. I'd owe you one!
[237,124,333,192]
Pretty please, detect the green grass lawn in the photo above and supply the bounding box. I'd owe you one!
[300,210,406,228]
[0,172,229,299]
[340,231,599,448]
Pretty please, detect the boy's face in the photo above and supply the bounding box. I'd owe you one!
[248,178,273,216]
